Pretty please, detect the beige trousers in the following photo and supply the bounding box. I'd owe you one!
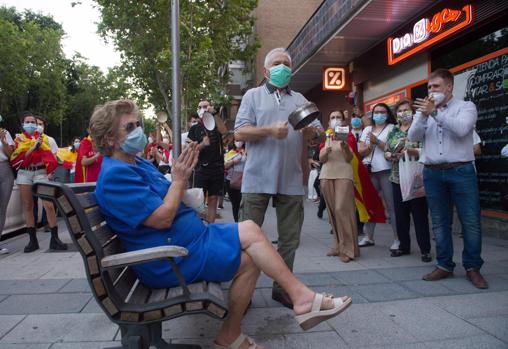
[321,178,360,259]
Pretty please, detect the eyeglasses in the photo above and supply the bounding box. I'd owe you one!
[122,121,141,134]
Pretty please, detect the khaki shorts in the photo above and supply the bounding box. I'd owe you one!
[16,169,48,185]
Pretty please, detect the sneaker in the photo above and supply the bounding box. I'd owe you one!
[359,237,375,247]
[421,253,432,263]
[0,248,9,255]
[390,240,400,251]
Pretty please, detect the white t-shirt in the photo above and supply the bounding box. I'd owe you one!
[360,124,394,172]
[47,136,58,154]
[0,130,14,162]
[181,132,188,145]
[473,130,481,145]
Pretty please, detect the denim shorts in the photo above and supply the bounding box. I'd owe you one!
[16,169,48,185]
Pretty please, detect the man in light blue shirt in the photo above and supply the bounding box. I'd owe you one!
[235,48,323,307]
[410,68,487,289]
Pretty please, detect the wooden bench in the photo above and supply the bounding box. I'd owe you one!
[33,181,228,349]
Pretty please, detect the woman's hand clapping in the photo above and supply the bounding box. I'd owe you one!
[171,142,199,184]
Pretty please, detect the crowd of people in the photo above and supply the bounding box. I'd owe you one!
[0,47,490,348]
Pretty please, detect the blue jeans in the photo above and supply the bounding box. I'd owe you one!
[423,163,483,272]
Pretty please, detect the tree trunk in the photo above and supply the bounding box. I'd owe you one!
[155,70,171,116]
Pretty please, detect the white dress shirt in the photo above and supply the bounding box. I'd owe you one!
[408,98,477,165]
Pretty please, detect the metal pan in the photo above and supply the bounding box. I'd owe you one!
[288,102,320,130]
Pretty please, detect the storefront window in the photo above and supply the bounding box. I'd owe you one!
[432,25,508,214]
[432,27,507,70]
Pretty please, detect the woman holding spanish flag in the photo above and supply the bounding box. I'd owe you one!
[10,112,67,252]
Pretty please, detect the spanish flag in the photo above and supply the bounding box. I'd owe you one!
[348,132,386,223]
[324,128,385,223]
[10,132,58,174]
[57,147,78,170]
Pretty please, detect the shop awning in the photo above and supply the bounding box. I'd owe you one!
[288,0,436,93]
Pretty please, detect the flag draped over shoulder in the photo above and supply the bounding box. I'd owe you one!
[347,132,386,223]
[57,147,78,170]
[10,132,58,174]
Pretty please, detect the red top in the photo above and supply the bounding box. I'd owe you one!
[75,136,103,183]
[145,143,171,164]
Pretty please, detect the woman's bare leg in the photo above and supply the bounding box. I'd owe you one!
[19,185,35,227]
[42,200,57,227]
[215,252,262,348]
[237,220,318,315]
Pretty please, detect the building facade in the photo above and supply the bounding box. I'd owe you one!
[284,0,507,237]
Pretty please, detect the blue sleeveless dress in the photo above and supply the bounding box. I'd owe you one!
[95,156,241,288]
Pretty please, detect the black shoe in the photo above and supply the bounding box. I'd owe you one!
[24,227,39,253]
[49,227,68,251]
[421,253,432,263]
[317,209,323,219]
[271,289,293,309]
[390,249,410,257]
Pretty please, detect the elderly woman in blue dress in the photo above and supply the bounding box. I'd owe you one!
[91,100,351,349]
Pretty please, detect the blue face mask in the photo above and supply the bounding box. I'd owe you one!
[351,117,362,128]
[23,123,37,134]
[372,113,387,125]
[121,126,147,155]
[73,142,80,150]
[269,64,292,88]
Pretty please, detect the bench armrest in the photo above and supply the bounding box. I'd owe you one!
[101,246,188,269]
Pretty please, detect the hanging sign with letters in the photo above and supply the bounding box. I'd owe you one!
[387,5,474,65]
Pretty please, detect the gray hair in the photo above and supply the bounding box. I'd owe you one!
[264,48,292,68]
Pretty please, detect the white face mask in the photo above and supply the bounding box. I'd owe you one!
[162,138,170,144]
[36,125,44,133]
[430,92,446,106]
[234,141,244,148]
[148,136,153,143]
[329,118,339,129]
[190,121,198,126]
[198,108,207,117]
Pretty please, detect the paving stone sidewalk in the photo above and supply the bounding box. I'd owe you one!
[0,199,506,348]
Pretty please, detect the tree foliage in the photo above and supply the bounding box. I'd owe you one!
[94,0,259,126]
[0,6,129,145]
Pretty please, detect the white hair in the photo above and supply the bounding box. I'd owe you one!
[264,48,292,68]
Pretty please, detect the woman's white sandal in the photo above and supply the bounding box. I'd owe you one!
[214,333,258,349]
[295,293,352,331]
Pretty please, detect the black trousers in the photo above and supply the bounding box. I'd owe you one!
[392,182,431,254]
[227,181,242,222]
[314,175,326,213]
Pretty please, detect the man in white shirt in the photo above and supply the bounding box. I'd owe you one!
[409,68,487,289]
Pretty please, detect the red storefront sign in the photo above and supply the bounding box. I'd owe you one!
[322,67,349,91]
[364,90,406,112]
[387,5,474,65]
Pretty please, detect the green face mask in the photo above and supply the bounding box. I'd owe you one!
[269,64,292,88]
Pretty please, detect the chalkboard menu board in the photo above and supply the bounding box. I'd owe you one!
[453,51,508,213]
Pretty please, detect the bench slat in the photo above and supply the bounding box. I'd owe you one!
[56,195,73,214]
[128,281,151,305]
[75,192,97,209]
[111,267,138,301]
[85,206,106,228]
[93,225,117,248]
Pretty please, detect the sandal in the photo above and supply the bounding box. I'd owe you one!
[295,293,352,331]
[214,333,259,349]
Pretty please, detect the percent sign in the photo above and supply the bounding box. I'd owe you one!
[328,71,342,86]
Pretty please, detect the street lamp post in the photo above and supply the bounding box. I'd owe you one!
[171,0,182,158]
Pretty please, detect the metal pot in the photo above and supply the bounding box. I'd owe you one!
[288,102,321,130]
